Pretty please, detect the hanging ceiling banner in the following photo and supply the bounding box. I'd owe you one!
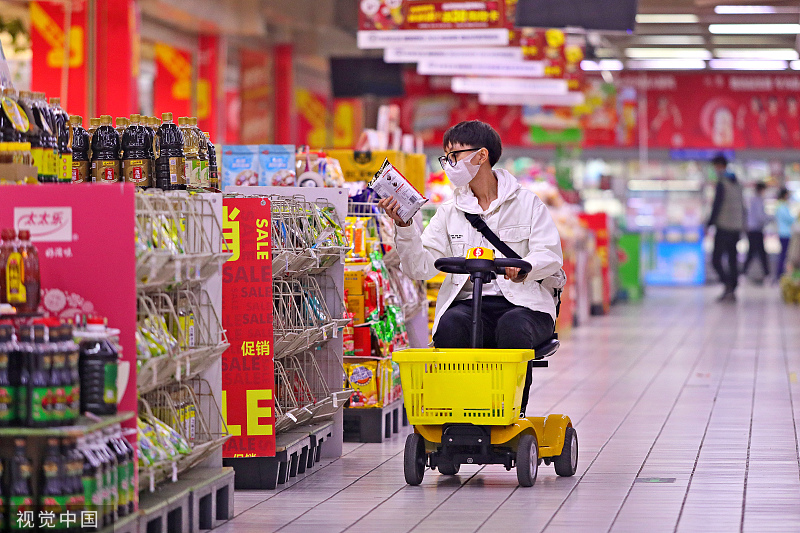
[358,0,509,49]
[358,28,509,48]
[384,46,524,63]
[479,91,586,106]
[418,59,544,77]
[452,76,569,94]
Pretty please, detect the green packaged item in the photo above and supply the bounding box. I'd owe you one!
[153,417,191,455]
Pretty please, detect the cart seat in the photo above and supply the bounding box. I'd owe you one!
[534,335,559,360]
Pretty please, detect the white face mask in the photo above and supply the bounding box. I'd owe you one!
[445,149,482,187]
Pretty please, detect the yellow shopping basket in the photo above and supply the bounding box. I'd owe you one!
[392,348,537,426]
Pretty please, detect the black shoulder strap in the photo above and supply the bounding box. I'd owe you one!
[464,212,561,320]
[464,212,521,260]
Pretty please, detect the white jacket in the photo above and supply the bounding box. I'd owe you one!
[394,169,564,335]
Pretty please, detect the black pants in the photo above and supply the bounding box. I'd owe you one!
[433,296,554,414]
[712,229,741,291]
[778,236,791,278]
[743,230,769,277]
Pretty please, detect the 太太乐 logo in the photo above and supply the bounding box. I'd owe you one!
[14,207,73,242]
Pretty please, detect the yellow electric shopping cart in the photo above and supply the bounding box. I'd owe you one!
[393,247,578,487]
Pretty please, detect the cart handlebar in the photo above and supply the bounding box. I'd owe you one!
[434,257,532,278]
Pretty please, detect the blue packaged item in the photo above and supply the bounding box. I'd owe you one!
[258,145,296,186]
[221,145,260,189]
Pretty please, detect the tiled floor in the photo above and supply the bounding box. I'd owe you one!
[222,286,800,533]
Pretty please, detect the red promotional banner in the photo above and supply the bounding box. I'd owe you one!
[359,0,404,31]
[620,72,800,150]
[579,213,610,314]
[239,49,273,144]
[154,42,192,119]
[198,35,222,140]
[94,0,138,119]
[0,185,138,418]
[403,0,504,30]
[221,198,275,458]
[296,88,330,148]
[30,1,88,119]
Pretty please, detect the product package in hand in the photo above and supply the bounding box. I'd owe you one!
[368,159,428,224]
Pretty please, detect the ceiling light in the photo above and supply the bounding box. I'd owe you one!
[714,5,776,14]
[714,48,799,60]
[636,14,699,24]
[709,59,787,70]
[451,77,569,95]
[625,48,711,59]
[634,35,705,46]
[479,92,586,106]
[627,59,706,70]
[418,60,545,78]
[709,24,800,34]
[791,61,800,70]
[580,59,624,71]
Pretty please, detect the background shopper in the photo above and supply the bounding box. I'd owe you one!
[742,182,770,280]
[775,187,796,278]
[707,153,746,302]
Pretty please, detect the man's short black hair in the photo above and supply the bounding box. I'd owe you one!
[711,153,728,166]
[755,182,767,193]
[443,120,502,167]
[779,187,790,200]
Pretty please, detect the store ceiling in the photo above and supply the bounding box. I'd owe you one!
[598,0,800,69]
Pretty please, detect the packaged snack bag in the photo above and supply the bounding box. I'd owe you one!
[363,271,383,321]
[258,145,296,186]
[346,362,380,408]
[343,312,355,356]
[221,145,259,189]
[368,159,428,224]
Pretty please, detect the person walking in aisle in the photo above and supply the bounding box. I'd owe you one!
[742,182,770,281]
[775,187,796,279]
[707,153,746,302]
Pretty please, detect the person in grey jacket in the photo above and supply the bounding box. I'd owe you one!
[707,153,746,302]
[742,182,770,280]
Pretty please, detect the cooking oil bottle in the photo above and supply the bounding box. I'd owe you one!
[190,118,209,187]
[179,117,200,187]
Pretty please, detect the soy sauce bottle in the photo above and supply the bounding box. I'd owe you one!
[91,115,121,183]
[0,323,15,426]
[9,439,33,531]
[78,318,118,416]
[49,323,68,425]
[155,113,186,190]
[121,114,152,188]
[14,326,32,425]
[62,438,84,533]
[49,98,72,183]
[63,324,80,422]
[79,436,102,525]
[205,132,219,189]
[29,323,51,427]
[70,116,90,184]
[92,435,116,527]
[40,438,65,526]
[0,88,27,143]
[106,428,128,517]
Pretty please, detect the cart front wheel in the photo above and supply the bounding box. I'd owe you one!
[438,461,460,476]
[516,433,539,487]
[404,433,427,485]
[554,427,578,477]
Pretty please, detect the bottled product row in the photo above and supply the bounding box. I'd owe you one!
[0,86,219,189]
[0,319,121,429]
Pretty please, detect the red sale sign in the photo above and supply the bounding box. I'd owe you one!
[221,197,275,458]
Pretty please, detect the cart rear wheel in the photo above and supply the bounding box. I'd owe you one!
[404,433,426,485]
[554,427,578,477]
[438,462,460,476]
[516,433,539,487]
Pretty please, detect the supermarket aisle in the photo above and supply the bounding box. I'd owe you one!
[222,286,800,533]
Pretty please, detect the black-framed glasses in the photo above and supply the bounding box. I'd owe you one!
[438,148,482,170]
